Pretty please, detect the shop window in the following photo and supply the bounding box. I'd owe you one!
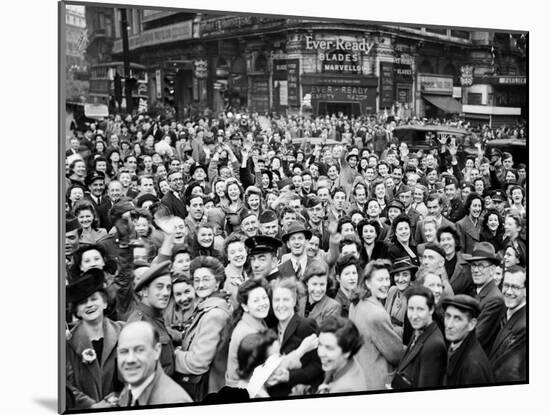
[468,93,482,105]
[418,60,434,74]
[255,54,267,73]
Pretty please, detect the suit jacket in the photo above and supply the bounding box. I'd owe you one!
[392,322,447,389]
[66,318,124,409]
[320,357,368,394]
[455,216,481,255]
[444,331,494,386]
[415,216,455,245]
[279,256,315,280]
[118,364,192,406]
[161,191,187,219]
[447,252,475,297]
[306,295,342,326]
[489,306,527,383]
[349,297,405,390]
[267,313,323,397]
[476,280,506,354]
[83,194,112,230]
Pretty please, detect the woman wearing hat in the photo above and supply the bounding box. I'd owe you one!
[66,269,124,409]
[385,257,418,337]
[175,256,232,401]
[349,259,404,390]
[388,214,419,266]
[73,201,108,246]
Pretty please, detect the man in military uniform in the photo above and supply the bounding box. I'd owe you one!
[245,235,283,283]
[127,261,175,377]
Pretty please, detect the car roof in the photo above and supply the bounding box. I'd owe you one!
[392,125,469,135]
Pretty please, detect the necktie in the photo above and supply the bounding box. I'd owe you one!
[295,262,302,278]
[127,390,133,407]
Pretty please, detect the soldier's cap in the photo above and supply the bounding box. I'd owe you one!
[67,268,105,305]
[443,176,459,187]
[395,185,412,196]
[305,195,323,209]
[259,209,278,224]
[387,199,405,212]
[134,260,172,292]
[66,214,81,233]
[245,235,282,255]
[441,294,481,318]
[490,190,506,202]
[85,172,106,187]
[488,147,502,158]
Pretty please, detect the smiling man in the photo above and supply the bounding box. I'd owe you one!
[127,261,175,377]
[279,222,313,280]
[117,321,192,406]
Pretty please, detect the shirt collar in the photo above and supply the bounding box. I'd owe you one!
[128,370,156,404]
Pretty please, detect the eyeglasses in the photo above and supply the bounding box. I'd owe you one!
[502,283,525,292]
[470,263,492,270]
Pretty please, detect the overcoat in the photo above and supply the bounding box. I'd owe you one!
[455,215,481,255]
[66,318,124,409]
[476,280,506,354]
[117,364,192,406]
[392,322,447,389]
[349,296,405,390]
[489,306,527,383]
[305,295,342,326]
[444,331,494,386]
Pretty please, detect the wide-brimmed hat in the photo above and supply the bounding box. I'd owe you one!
[189,163,208,179]
[441,294,481,318]
[67,268,105,304]
[390,257,419,276]
[282,221,312,243]
[463,242,500,264]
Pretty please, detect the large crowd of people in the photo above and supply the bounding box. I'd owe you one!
[64,108,527,409]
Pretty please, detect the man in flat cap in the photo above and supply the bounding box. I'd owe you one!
[488,265,527,383]
[442,294,494,386]
[464,242,506,354]
[245,235,283,283]
[126,261,175,377]
[117,321,192,406]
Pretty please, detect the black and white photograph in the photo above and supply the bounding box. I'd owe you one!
[57,0,532,413]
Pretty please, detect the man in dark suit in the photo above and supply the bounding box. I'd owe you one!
[392,286,447,389]
[117,321,192,406]
[464,242,506,354]
[83,172,110,229]
[279,222,315,280]
[442,295,494,386]
[160,168,186,219]
[489,265,527,383]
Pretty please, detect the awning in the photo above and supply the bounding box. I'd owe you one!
[423,94,462,114]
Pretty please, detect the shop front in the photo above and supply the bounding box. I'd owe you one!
[418,73,462,118]
[301,74,378,116]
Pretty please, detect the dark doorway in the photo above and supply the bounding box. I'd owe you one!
[318,101,361,117]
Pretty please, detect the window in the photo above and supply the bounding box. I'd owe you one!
[468,93,482,105]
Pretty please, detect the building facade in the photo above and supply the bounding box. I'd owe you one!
[82,7,527,123]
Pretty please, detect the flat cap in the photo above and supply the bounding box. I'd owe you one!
[441,294,481,318]
[259,209,278,224]
[423,242,446,259]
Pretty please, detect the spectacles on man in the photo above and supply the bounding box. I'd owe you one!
[470,263,492,270]
[502,283,525,292]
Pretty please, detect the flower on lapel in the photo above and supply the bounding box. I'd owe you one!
[81,348,97,364]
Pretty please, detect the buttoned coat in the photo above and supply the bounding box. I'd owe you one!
[489,305,527,383]
[392,322,447,389]
[175,293,232,396]
[267,313,323,397]
[455,215,481,255]
[117,364,192,406]
[444,331,494,386]
[349,296,405,390]
[278,256,316,280]
[66,318,125,409]
[306,295,342,326]
[476,280,506,354]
